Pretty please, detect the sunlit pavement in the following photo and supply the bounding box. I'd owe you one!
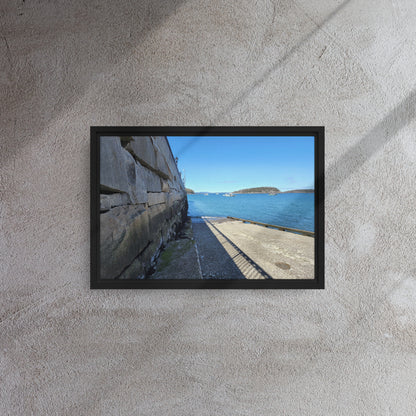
[151,217,314,280]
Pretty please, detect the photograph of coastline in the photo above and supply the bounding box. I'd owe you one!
[94,129,322,287]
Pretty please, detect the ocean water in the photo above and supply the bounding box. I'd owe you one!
[187,193,314,232]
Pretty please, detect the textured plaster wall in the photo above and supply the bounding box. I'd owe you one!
[1,0,415,414]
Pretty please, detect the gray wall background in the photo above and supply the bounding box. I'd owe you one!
[1,0,415,414]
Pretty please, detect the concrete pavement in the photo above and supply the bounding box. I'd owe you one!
[151,217,314,279]
[205,218,314,280]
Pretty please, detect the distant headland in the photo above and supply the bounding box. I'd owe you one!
[280,189,314,193]
[233,187,314,194]
[233,187,280,194]
[186,187,314,194]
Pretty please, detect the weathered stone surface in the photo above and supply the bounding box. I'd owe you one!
[167,199,187,222]
[167,180,178,191]
[100,205,150,279]
[147,203,169,234]
[100,137,147,204]
[100,193,131,211]
[118,233,168,279]
[127,136,183,186]
[146,136,185,190]
[153,136,181,184]
[100,137,131,194]
[161,226,174,246]
[118,257,146,280]
[139,233,164,268]
[143,166,162,192]
[151,137,173,179]
[161,180,169,192]
[129,159,148,204]
[126,136,156,169]
[167,179,182,192]
[100,136,188,279]
[119,136,133,147]
[167,190,185,206]
[147,192,167,206]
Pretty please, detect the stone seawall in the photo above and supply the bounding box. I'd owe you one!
[99,136,188,279]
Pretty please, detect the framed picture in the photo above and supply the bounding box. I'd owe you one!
[91,127,324,289]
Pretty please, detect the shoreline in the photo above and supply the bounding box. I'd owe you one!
[189,215,313,236]
[189,216,230,223]
[189,215,313,233]
[189,191,314,195]
[152,216,314,279]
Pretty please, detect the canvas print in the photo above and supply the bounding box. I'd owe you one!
[91,127,324,289]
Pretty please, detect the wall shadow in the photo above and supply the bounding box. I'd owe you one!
[171,0,353,158]
[1,0,187,166]
[326,88,416,195]
[216,0,352,121]
[192,219,273,280]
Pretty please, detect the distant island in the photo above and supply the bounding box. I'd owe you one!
[232,187,314,194]
[186,187,314,195]
[234,187,280,194]
[280,189,314,193]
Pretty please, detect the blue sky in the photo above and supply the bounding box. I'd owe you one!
[167,136,314,193]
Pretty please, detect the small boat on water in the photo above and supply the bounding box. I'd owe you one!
[224,193,235,197]
[204,193,209,196]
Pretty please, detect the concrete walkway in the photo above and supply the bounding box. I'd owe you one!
[204,218,314,279]
[150,217,314,279]
[191,218,247,279]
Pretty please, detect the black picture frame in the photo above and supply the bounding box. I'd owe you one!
[91,126,324,289]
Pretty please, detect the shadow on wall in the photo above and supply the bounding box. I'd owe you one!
[1,0,186,166]
[3,0,414,205]
[170,0,415,195]
[176,88,416,202]
[173,0,354,158]
[326,89,416,195]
